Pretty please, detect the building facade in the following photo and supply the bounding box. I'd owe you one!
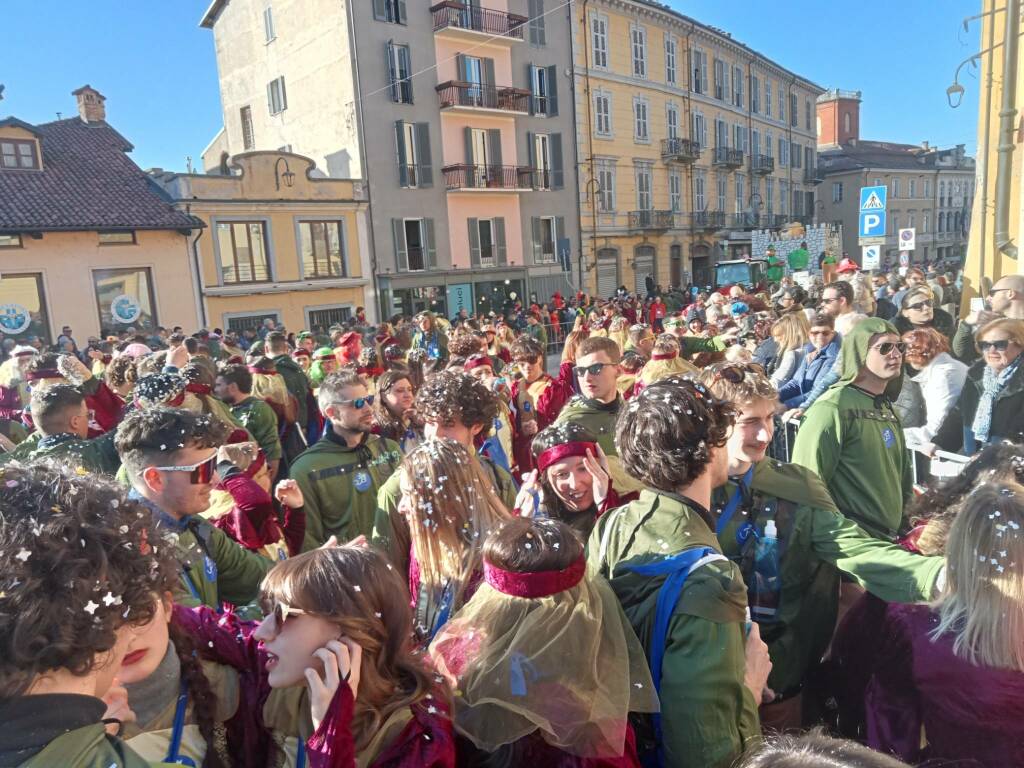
[573,0,823,296]
[817,90,975,267]
[0,87,202,344]
[152,151,373,334]
[200,0,580,318]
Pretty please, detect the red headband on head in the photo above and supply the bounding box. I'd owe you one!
[536,441,598,472]
[292,349,311,358]
[185,382,212,396]
[463,355,493,372]
[134,389,186,409]
[247,365,278,375]
[484,556,585,599]
[25,369,62,381]
[651,351,678,361]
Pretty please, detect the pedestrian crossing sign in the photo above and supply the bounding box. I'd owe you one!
[859,186,887,211]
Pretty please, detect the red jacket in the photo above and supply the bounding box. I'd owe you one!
[510,362,575,474]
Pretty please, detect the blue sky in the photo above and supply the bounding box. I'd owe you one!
[0,0,981,171]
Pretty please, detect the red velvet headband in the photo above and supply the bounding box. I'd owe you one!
[463,356,493,372]
[185,382,212,396]
[26,369,61,381]
[247,366,278,375]
[134,390,186,409]
[651,351,678,361]
[484,556,585,599]
[536,441,598,472]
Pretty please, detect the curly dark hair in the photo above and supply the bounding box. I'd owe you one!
[0,460,178,698]
[217,363,253,394]
[105,354,138,390]
[27,352,61,376]
[115,406,230,477]
[616,375,734,493]
[415,370,497,429]
[135,350,167,378]
[448,333,484,359]
[510,336,544,363]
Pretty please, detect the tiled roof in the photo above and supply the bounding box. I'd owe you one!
[819,141,973,175]
[0,117,203,233]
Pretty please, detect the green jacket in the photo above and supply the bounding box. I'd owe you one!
[371,454,517,577]
[791,317,913,540]
[679,334,728,360]
[290,431,402,550]
[18,724,155,767]
[787,248,810,271]
[587,489,760,767]
[273,354,312,429]
[230,396,282,461]
[0,431,120,475]
[526,322,548,349]
[712,459,942,694]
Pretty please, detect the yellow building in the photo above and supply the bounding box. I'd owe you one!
[152,151,374,334]
[962,0,1022,308]
[573,0,823,295]
[0,86,202,343]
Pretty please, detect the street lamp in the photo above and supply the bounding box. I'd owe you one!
[274,157,295,190]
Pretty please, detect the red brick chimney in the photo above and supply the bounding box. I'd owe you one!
[72,85,106,123]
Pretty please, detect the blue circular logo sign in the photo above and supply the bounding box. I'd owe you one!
[110,294,142,324]
[0,303,31,335]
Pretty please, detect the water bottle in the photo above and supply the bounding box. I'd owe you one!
[750,519,780,621]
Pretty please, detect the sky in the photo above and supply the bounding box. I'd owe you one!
[0,0,982,171]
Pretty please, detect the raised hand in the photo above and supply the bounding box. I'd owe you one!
[305,638,363,730]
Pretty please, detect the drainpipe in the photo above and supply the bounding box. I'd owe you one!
[994,0,1020,260]
[185,204,208,328]
[568,0,585,295]
[582,0,598,294]
[975,2,998,296]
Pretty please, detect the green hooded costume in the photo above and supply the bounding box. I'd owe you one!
[15,723,154,767]
[711,458,942,695]
[791,317,913,541]
[766,251,785,283]
[309,348,335,389]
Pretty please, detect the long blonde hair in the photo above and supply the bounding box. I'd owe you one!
[932,481,1024,672]
[607,316,629,353]
[771,312,810,356]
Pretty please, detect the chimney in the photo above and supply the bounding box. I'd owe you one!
[72,85,106,123]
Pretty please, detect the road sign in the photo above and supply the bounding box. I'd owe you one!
[858,185,888,240]
[899,251,910,268]
[862,244,881,270]
[898,228,916,252]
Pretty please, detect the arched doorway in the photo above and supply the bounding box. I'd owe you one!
[691,243,712,289]
[596,248,619,298]
[670,244,682,288]
[633,244,655,296]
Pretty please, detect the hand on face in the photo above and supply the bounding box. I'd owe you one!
[100,680,136,735]
[306,638,363,731]
[582,447,611,507]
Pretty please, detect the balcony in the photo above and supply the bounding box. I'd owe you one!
[628,210,674,230]
[430,1,526,42]
[661,137,701,164]
[692,211,726,231]
[436,81,531,115]
[441,164,532,191]
[729,213,766,230]
[803,167,824,184]
[712,147,744,170]
[751,155,775,175]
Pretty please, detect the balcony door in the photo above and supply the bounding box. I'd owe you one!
[471,128,489,186]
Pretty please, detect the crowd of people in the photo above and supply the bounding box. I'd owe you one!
[1,256,1023,768]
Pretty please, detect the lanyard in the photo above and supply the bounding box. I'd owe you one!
[165,681,197,767]
[715,467,754,536]
[297,741,306,768]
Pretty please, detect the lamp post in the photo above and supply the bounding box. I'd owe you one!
[274,157,295,190]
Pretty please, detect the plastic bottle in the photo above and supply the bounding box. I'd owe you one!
[750,519,780,621]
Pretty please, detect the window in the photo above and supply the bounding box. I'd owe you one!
[267,76,288,114]
[923,212,930,233]
[750,74,760,113]
[692,111,707,149]
[732,65,743,106]
[805,98,811,131]
[590,13,608,68]
[765,131,773,157]
[789,93,798,127]
[98,231,136,245]
[240,106,254,150]
[93,267,157,333]
[735,173,745,213]
[395,121,433,188]
[299,221,347,278]
[780,181,789,215]
[596,162,616,211]
[938,212,945,233]
[533,217,557,264]
[832,182,843,203]
[0,234,22,248]
[474,219,497,266]
[716,175,727,211]
[778,138,788,167]
[226,312,280,335]
[873,177,882,187]
[908,212,916,230]
[766,177,774,212]
[0,272,49,341]
[765,80,772,117]
[633,97,649,142]
[0,140,39,170]
[666,103,679,139]
[635,165,652,210]
[669,171,682,212]
[791,141,802,169]
[387,43,413,103]
[891,178,900,198]
[693,49,707,94]
[665,34,677,85]
[909,179,916,198]
[843,112,851,133]
[216,221,271,283]
[779,89,785,123]
[939,181,946,206]
[733,124,747,154]
[891,214,899,235]
[372,0,406,24]
[714,58,726,101]
[715,119,728,150]
[694,171,706,211]
[527,0,546,45]
[533,133,551,190]
[631,25,647,79]
[308,307,352,330]
[594,90,612,136]
[393,218,436,272]
[530,65,557,115]
[263,5,276,41]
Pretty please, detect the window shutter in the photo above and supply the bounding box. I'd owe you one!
[495,218,507,265]
[526,131,536,188]
[279,77,287,111]
[531,217,542,263]
[399,47,412,103]
[424,219,437,268]
[546,65,558,115]
[527,0,537,43]
[393,219,408,271]
[373,0,387,20]
[397,0,407,24]
[455,54,467,82]
[395,121,408,187]
[468,218,481,267]
[266,81,274,114]
[551,133,563,189]
[483,58,495,88]
[486,128,502,169]
[556,216,565,250]
[386,42,398,101]
[414,123,432,187]
[464,126,474,171]
[527,65,537,115]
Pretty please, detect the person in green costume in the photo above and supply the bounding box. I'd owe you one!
[766,247,786,284]
[290,369,402,550]
[265,331,313,434]
[308,346,337,388]
[215,364,283,479]
[372,369,516,577]
[792,317,913,542]
[0,461,179,767]
[1,385,120,474]
[699,362,943,729]
[588,376,768,767]
[787,241,810,272]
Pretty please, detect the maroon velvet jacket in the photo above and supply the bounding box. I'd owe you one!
[174,605,456,768]
[211,471,305,557]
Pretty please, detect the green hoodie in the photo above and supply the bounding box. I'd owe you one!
[712,459,942,694]
[554,395,645,495]
[587,490,760,767]
[17,724,155,767]
[791,317,913,540]
[272,354,312,429]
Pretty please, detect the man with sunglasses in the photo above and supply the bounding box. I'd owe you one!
[791,318,914,544]
[289,369,402,551]
[952,274,1024,365]
[115,407,273,610]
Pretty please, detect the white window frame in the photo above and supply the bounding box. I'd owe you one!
[832,182,843,203]
[263,5,276,43]
[267,76,287,115]
[669,171,682,212]
[717,175,727,211]
[666,102,679,139]
[534,133,552,190]
[692,110,707,149]
[665,33,677,85]
[766,176,774,212]
[735,173,745,213]
[537,216,557,263]
[922,211,930,233]
[630,24,647,80]
[633,96,650,143]
[891,178,900,199]
[909,179,917,198]
[732,64,743,106]
[594,90,612,137]
[750,74,760,113]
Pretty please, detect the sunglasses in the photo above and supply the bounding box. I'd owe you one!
[904,301,931,312]
[979,339,1012,352]
[574,362,613,377]
[989,288,1012,297]
[820,296,841,304]
[711,362,765,383]
[873,342,907,356]
[260,599,309,634]
[335,395,375,409]
[149,452,218,484]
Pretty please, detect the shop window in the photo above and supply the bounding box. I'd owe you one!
[93,267,157,334]
[0,272,50,344]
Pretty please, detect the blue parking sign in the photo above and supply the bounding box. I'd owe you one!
[859,185,887,238]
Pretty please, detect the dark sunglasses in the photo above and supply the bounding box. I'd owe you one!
[989,288,1012,297]
[712,362,765,383]
[336,395,375,409]
[873,342,907,356]
[260,598,309,633]
[979,339,1012,352]
[574,362,613,377]
[149,453,217,484]
[903,301,931,312]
